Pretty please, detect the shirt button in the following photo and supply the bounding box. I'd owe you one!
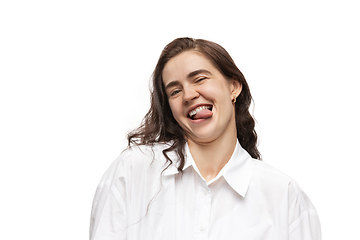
[199,225,205,231]
[202,189,208,195]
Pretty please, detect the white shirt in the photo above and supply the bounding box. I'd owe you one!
[90,142,321,240]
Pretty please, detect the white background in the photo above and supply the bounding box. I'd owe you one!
[1,0,359,239]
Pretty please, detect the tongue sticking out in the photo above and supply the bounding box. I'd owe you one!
[192,109,213,120]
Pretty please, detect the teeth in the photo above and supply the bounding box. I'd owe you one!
[189,105,210,117]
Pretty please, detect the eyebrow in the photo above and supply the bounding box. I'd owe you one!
[187,69,212,79]
[164,69,212,91]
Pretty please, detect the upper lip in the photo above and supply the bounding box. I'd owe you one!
[186,103,213,117]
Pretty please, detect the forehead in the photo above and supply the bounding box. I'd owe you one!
[162,51,216,83]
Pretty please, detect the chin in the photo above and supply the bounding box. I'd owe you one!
[181,120,216,140]
[187,131,219,144]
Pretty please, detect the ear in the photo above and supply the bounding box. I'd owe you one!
[230,78,242,98]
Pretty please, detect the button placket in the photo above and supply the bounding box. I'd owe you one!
[194,181,211,239]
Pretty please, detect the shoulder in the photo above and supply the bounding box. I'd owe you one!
[100,143,173,181]
[251,159,295,186]
[121,142,173,166]
[250,159,317,212]
[249,159,304,200]
[250,159,321,236]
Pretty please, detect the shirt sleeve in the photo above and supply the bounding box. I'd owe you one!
[90,154,128,240]
[288,182,322,240]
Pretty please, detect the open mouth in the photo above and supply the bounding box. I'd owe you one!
[188,105,213,120]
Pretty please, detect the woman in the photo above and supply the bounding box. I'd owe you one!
[90,38,321,240]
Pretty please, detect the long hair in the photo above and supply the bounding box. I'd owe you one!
[128,37,261,171]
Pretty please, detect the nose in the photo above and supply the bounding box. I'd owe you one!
[182,86,199,103]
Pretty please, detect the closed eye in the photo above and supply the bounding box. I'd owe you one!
[195,77,207,83]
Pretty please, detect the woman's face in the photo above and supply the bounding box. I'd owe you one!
[162,50,242,144]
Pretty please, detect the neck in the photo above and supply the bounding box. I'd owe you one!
[187,122,238,182]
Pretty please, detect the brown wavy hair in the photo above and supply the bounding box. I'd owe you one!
[128,37,261,171]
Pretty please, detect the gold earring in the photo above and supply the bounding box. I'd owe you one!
[232,97,236,104]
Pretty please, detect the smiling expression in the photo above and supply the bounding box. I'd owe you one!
[162,50,242,144]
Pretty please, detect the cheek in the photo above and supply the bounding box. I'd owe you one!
[203,84,230,101]
[169,101,182,119]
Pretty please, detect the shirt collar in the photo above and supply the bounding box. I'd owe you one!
[218,141,254,197]
[163,141,254,197]
[162,143,193,176]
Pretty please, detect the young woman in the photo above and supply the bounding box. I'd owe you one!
[90,38,321,240]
